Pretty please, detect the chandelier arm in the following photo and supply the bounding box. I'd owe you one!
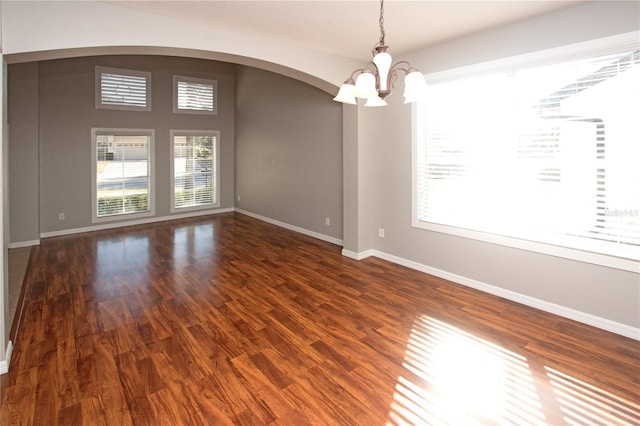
[389,61,413,75]
[375,69,395,99]
[388,71,399,91]
[334,0,425,105]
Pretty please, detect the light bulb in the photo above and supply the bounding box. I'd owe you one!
[373,50,392,91]
[365,95,387,107]
[333,82,357,104]
[354,71,378,99]
[403,70,428,104]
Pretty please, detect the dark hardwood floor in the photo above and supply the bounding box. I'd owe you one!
[1,212,638,425]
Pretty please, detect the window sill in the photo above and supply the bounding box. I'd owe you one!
[411,218,640,273]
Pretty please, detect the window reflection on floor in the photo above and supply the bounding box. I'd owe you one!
[172,223,215,267]
[96,234,150,277]
[387,316,639,425]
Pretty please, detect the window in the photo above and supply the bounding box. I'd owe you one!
[92,128,155,222]
[413,36,639,271]
[95,66,151,111]
[173,75,217,114]
[170,130,220,211]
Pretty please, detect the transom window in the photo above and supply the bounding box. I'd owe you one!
[413,36,639,271]
[95,66,151,111]
[170,130,220,211]
[174,76,217,114]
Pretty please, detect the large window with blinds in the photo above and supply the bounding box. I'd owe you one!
[95,67,151,111]
[174,76,217,114]
[92,128,155,222]
[413,38,639,271]
[170,130,220,212]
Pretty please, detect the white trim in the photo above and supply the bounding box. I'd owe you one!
[412,222,640,274]
[169,129,220,213]
[370,249,639,340]
[341,249,374,260]
[40,208,234,239]
[95,66,152,111]
[9,239,40,249]
[173,75,218,115]
[236,209,343,247]
[0,340,12,374]
[91,128,156,224]
[412,32,640,274]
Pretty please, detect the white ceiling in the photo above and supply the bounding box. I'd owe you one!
[103,0,585,61]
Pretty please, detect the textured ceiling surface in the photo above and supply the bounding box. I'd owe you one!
[102,1,583,61]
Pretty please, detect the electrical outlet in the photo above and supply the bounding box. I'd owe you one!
[59,213,65,221]
[237,195,241,202]
[325,217,331,226]
[378,228,385,238]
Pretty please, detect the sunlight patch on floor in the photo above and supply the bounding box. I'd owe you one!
[387,316,545,425]
[386,315,639,425]
[545,366,639,425]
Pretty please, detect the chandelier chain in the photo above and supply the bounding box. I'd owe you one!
[378,0,386,46]
[334,0,426,105]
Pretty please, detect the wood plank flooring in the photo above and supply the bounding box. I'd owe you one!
[1,212,638,425]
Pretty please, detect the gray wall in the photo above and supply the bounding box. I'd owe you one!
[9,55,235,240]
[8,62,39,243]
[4,56,345,364]
[346,1,640,328]
[235,66,343,240]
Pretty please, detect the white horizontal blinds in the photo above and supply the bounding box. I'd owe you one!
[100,71,148,108]
[177,81,213,111]
[417,48,640,260]
[175,76,217,113]
[173,135,216,208]
[96,134,151,217]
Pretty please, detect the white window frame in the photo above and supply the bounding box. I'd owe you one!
[170,129,221,213]
[91,128,156,223]
[95,66,151,111]
[412,31,640,273]
[173,75,218,115]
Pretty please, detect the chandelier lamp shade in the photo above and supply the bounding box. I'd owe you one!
[333,0,428,106]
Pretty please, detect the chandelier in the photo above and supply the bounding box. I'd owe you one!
[333,0,428,106]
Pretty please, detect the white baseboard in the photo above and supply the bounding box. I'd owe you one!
[0,340,13,374]
[343,248,639,340]
[40,208,235,239]
[341,249,374,260]
[236,209,343,246]
[9,239,41,249]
